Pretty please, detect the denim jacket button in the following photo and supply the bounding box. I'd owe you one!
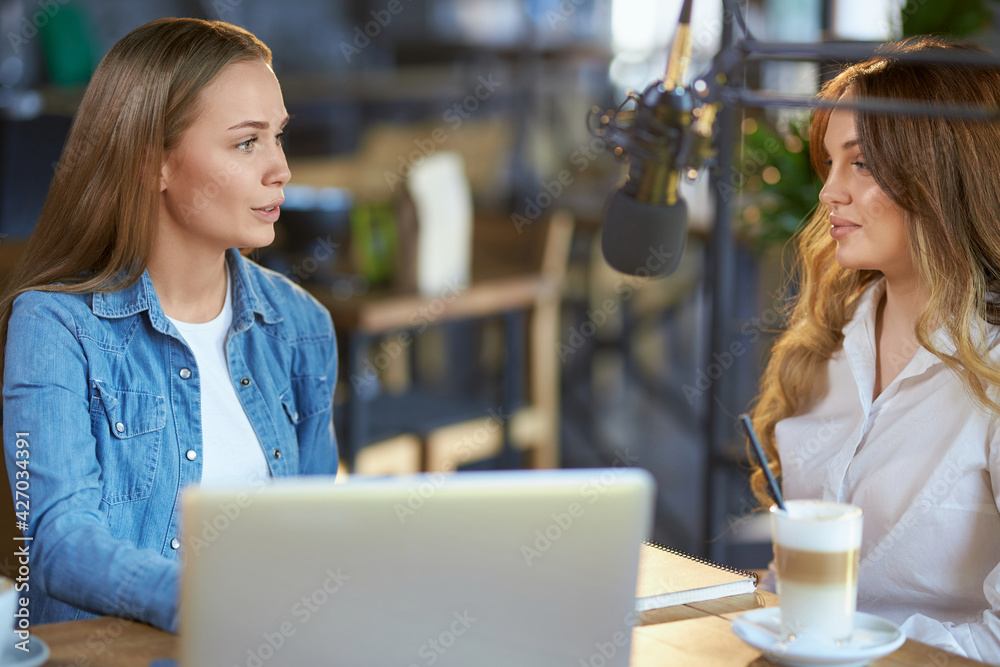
[179,368,192,379]
[185,450,197,461]
[170,538,180,550]
[240,377,251,387]
[115,422,125,433]
[273,449,281,459]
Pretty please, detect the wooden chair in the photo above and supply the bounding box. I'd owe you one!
[352,210,575,475]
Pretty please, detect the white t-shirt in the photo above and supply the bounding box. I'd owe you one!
[167,270,271,488]
[775,278,1000,662]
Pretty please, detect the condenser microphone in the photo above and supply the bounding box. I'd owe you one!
[599,0,716,277]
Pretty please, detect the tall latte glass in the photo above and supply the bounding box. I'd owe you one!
[770,500,863,643]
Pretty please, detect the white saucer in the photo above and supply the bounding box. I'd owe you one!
[1,634,50,667]
[731,608,905,667]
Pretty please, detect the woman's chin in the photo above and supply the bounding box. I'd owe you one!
[834,249,874,273]
[240,229,276,251]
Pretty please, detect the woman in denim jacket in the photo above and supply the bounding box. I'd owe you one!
[0,18,338,632]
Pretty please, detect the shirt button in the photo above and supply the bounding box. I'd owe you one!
[273,449,281,459]
[185,450,197,461]
[179,368,192,379]
[240,377,251,387]
[115,422,125,433]
[170,538,180,550]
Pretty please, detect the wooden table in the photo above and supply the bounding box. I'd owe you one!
[30,592,985,666]
[631,590,985,666]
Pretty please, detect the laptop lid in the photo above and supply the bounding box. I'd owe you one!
[179,467,654,667]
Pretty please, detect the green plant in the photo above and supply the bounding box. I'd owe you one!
[735,118,822,253]
[901,0,1000,37]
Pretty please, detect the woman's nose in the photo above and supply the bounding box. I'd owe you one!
[266,144,291,187]
[819,168,849,209]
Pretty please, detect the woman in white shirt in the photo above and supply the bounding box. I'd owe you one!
[749,37,1000,662]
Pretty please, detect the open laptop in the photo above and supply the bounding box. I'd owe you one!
[179,467,654,667]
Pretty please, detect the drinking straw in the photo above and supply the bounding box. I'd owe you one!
[738,413,786,511]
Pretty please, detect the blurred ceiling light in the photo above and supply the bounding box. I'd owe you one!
[612,0,661,53]
[609,0,720,91]
[832,0,905,40]
[433,0,525,45]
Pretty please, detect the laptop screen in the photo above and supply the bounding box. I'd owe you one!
[179,468,654,667]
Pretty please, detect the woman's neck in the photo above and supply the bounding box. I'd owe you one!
[871,272,930,400]
[147,243,228,323]
[881,273,929,332]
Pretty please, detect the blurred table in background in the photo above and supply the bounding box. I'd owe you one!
[304,211,574,475]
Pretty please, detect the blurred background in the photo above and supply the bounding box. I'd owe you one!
[1,0,999,571]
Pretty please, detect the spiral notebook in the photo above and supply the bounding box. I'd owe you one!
[635,541,758,612]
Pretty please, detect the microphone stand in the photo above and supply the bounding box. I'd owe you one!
[702,0,741,564]
[699,0,1000,562]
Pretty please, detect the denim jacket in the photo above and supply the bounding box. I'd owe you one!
[1,249,338,631]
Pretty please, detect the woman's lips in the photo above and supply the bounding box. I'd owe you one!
[251,204,281,223]
[830,215,860,240]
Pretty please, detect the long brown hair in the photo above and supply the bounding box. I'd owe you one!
[749,36,1000,505]
[0,18,270,382]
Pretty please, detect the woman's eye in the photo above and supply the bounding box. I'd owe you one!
[851,160,868,171]
[237,137,258,152]
[821,159,832,167]
[275,132,285,147]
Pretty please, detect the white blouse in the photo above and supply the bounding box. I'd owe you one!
[775,279,1000,663]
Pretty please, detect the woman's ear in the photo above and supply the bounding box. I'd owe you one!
[160,151,173,192]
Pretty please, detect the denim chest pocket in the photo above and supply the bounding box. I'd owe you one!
[279,376,331,426]
[89,380,165,504]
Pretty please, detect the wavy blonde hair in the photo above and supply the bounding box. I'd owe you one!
[749,36,1000,506]
[0,18,270,384]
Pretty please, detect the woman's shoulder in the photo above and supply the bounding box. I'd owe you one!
[5,290,103,358]
[9,288,95,324]
[238,256,334,338]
